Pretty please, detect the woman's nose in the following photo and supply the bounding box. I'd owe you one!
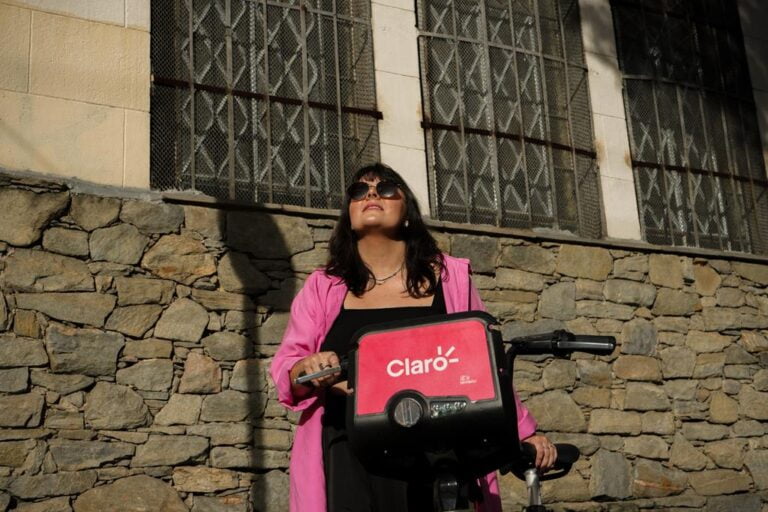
[365,185,379,199]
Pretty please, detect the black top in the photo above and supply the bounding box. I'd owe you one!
[319,281,447,512]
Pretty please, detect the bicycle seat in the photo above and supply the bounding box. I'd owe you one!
[507,443,580,481]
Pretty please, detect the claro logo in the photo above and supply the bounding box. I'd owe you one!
[386,346,459,377]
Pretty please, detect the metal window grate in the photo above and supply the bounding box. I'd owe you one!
[612,0,768,254]
[417,0,602,237]
[150,0,380,208]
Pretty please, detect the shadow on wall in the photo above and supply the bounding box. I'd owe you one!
[0,170,338,511]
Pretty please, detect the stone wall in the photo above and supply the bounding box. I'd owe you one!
[0,170,767,511]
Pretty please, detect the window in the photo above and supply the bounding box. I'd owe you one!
[613,0,768,253]
[150,0,380,208]
[417,0,602,236]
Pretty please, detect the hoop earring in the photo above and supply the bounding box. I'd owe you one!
[404,220,409,229]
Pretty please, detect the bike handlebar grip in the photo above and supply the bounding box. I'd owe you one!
[555,336,615,355]
[520,442,580,467]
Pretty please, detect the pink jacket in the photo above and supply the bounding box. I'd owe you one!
[269,254,537,512]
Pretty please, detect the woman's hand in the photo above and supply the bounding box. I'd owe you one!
[522,434,557,472]
[290,351,342,390]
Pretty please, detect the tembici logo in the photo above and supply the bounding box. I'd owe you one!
[386,346,459,377]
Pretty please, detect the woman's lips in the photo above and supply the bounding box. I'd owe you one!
[363,204,382,211]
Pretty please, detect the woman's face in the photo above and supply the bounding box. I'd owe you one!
[348,176,407,236]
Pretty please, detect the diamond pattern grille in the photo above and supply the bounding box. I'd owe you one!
[613,0,768,254]
[151,0,379,208]
[418,0,602,236]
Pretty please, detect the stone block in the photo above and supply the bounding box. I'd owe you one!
[539,282,576,320]
[154,394,203,426]
[451,235,501,273]
[44,410,84,429]
[0,439,36,467]
[17,292,116,327]
[705,494,762,512]
[230,359,269,392]
[4,249,92,293]
[556,245,612,281]
[250,470,289,512]
[290,247,329,274]
[739,331,768,353]
[218,252,271,294]
[577,360,612,387]
[624,382,671,411]
[49,439,134,471]
[186,423,253,446]
[589,449,631,499]
[42,227,89,257]
[693,353,726,379]
[173,466,239,493]
[541,359,577,389]
[193,495,249,512]
[179,352,222,394]
[45,324,123,376]
[30,12,149,110]
[669,433,709,471]
[613,356,661,382]
[652,289,699,316]
[659,346,695,378]
[624,436,669,460]
[8,470,97,500]
[200,390,265,423]
[0,367,28,393]
[191,289,256,311]
[115,277,175,306]
[210,447,288,470]
[0,4,30,92]
[0,91,124,186]
[184,205,225,240]
[141,235,216,285]
[105,304,162,338]
[524,390,586,432]
[123,109,149,188]
[685,331,731,353]
[84,382,150,430]
[693,265,721,296]
[154,298,209,342]
[588,410,641,435]
[703,439,747,470]
[116,359,173,392]
[0,188,69,247]
[227,212,313,258]
[70,195,121,232]
[575,279,604,299]
[572,386,611,408]
[30,371,93,395]
[576,300,634,320]
[709,391,739,424]
[649,254,683,289]
[653,316,690,333]
[641,412,674,435]
[0,335,48,367]
[14,496,73,512]
[119,200,184,234]
[732,262,768,285]
[632,459,686,498]
[603,279,656,306]
[688,469,752,495]
[716,287,745,307]
[90,224,149,265]
[738,386,768,420]
[682,422,729,441]
[620,319,657,355]
[73,475,187,512]
[123,339,172,359]
[498,244,555,274]
[613,255,648,281]
[744,450,768,489]
[12,309,40,338]
[132,435,208,467]
[495,268,545,291]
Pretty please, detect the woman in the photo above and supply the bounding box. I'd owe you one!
[270,163,556,512]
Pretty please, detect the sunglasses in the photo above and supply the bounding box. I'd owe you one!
[346,181,401,201]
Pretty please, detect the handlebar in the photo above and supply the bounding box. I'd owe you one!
[506,330,616,356]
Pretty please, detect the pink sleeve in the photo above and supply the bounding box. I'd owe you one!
[269,272,323,412]
[468,272,538,440]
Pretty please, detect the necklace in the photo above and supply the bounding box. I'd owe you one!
[372,262,404,285]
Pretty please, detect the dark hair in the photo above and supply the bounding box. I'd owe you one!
[326,163,444,297]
